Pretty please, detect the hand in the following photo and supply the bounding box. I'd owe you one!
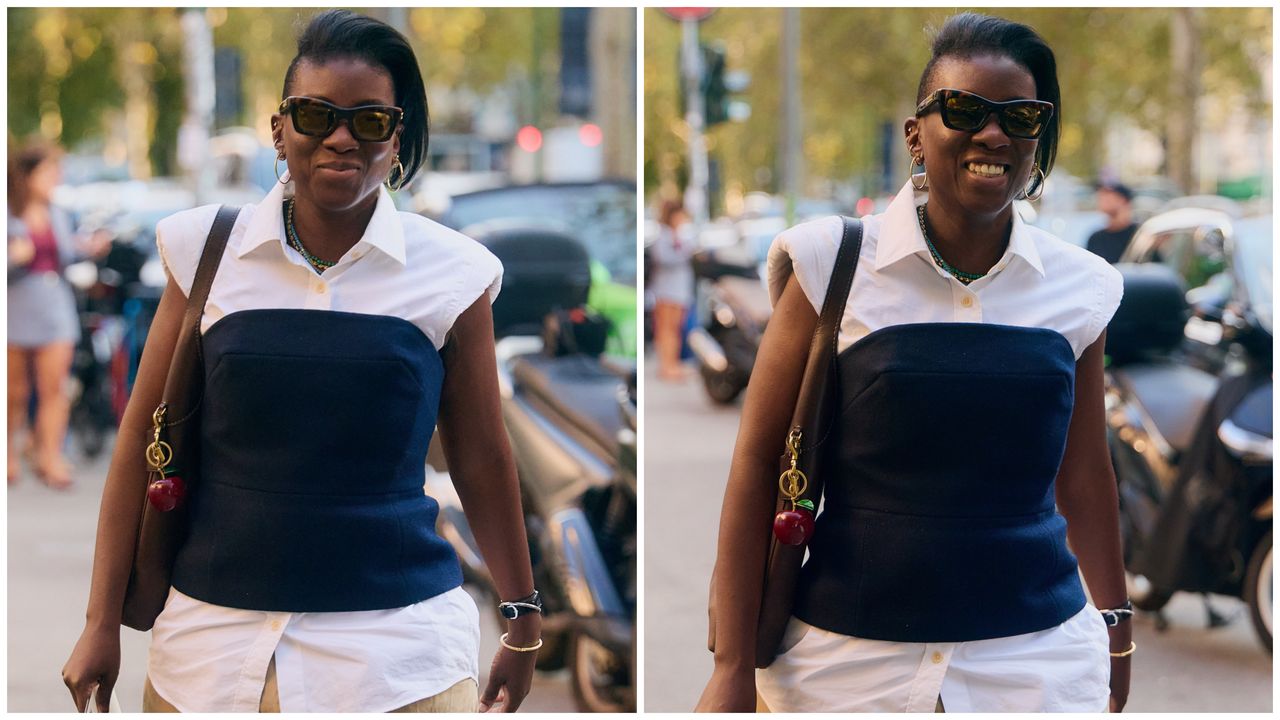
[695,664,756,712]
[479,645,537,712]
[62,624,121,713]
[81,229,111,259]
[9,235,35,266]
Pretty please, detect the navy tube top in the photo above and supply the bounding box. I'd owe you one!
[170,309,463,612]
[793,323,1088,642]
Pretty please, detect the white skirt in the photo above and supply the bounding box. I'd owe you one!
[757,603,1111,712]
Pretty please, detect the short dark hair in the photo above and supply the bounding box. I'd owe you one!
[283,10,428,185]
[7,142,61,216]
[916,13,1060,197]
[1096,180,1134,203]
[658,197,685,227]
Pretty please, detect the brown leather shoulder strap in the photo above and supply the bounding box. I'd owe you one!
[184,205,239,328]
[791,216,863,454]
[163,205,238,427]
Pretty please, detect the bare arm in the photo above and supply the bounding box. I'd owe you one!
[62,277,187,711]
[1055,329,1131,711]
[697,275,818,712]
[436,295,538,712]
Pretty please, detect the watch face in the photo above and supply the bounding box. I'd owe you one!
[501,606,518,620]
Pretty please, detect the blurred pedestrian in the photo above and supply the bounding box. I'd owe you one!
[700,12,1132,713]
[1086,181,1138,263]
[63,10,540,713]
[7,142,107,489]
[651,198,695,381]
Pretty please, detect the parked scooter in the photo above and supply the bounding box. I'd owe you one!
[64,217,151,458]
[1105,262,1272,652]
[425,227,636,711]
[686,245,771,404]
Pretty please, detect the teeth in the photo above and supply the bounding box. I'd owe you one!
[967,163,1006,177]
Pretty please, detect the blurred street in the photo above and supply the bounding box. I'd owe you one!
[7,439,576,713]
[643,355,1273,713]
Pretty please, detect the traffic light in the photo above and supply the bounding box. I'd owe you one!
[701,43,729,126]
[680,42,750,128]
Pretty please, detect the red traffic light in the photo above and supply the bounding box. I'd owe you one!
[579,123,603,148]
[516,125,543,153]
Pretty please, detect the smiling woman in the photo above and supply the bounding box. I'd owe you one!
[699,12,1132,713]
[62,9,542,714]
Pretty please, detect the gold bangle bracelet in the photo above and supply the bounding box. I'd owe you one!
[499,633,544,653]
[1109,641,1137,658]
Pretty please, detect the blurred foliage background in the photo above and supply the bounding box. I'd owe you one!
[8,7,563,177]
[644,7,1272,199]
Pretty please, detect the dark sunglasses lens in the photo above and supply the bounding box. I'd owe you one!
[293,102,335,136]
[352,110,395,141]
[1001,104,1047,138]
[942,94,989,131]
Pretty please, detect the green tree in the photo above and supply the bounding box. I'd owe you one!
[645,8,1271,201]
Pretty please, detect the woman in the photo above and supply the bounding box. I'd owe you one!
[650,198,695,381]
[62,11,540,712]
[698,13,1131,713]
[7,144,105,488]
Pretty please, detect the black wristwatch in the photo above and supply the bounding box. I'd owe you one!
[1099,600,1134,627]
[498,590,543,620]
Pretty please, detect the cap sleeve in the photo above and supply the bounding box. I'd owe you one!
[764,215,843,313]
[155,204,223,298]
[1086,261,1125,352]
[435,234,503,347]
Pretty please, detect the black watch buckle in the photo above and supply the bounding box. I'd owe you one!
[498,590,542,620]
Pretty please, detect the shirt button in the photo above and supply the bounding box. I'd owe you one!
[317,284,328,295]
[269,620,282,631]
[961,296,973,308]
[932,651,944,664]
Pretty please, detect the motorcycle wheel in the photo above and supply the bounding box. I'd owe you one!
[1244,530,1272,654]
[567,631,634,712]
[700,364,744,405]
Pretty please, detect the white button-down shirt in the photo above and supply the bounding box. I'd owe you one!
[767,180,1123,359]
[757,180,1123,712]
[146,178,501,712]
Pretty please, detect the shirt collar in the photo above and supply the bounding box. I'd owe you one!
[874,179,1045,278]
[235,178,407,266]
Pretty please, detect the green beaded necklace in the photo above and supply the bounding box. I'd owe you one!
[284,198,336,273]
[917,203,985,285]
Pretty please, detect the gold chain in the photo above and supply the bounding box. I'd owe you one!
[778,427,808,503]
[145,403,173,472]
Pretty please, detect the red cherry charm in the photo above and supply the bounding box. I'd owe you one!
[773,507,815,546]
[147,475,186,512]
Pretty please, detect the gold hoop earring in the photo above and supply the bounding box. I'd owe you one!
[275,155,287,184]
[386,155,406,192]
[1022,164,1046,201]
[910,156,927,191]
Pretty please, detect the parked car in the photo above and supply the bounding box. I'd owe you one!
[1121,207,1265,374]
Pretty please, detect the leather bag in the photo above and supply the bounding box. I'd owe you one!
[706,216,863,668]
[121,205,238,631]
